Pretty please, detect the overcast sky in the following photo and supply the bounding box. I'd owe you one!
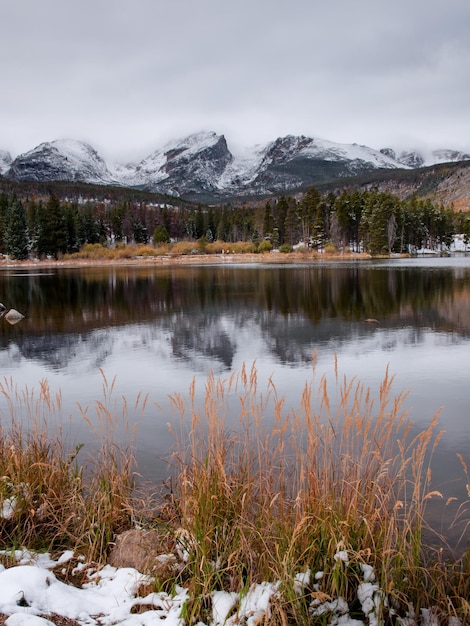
[1,0,470,162]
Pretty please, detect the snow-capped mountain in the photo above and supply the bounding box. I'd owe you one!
[381,147,470,169]
[227,135,405,196]
[124,132,408,198]
[128,131,233,195]
[3,133,470,200]
[0,150,12,175]
[6,139,113,184]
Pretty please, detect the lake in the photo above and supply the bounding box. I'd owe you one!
[1,256,469,551]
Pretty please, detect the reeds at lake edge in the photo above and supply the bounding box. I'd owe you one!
[0,373,140,560]
[165,361,469,623]
[0,363,469,624]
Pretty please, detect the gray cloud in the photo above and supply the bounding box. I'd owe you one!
[1,0,470,161]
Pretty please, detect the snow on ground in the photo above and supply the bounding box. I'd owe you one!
[0,549,460,626]
[0,551,186,626]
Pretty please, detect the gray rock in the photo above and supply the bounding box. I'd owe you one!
[4,309,25,325]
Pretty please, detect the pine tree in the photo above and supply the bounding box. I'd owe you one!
[262,201,274,240]
[37,194,68,258]
[0,192,9,253]
[109,203,126,242]
[153,225,170,244]
[195,206,204,240]
[133,219,148,244]
[28,199,43,258]
[64,204,79,253]
[362,192,398,255]
[6,197,29,260]
[298,187,320,246]
[273,196,288,246]
[335,190,364,251]
[216,208,229,241]
[284,198,299,245]
[78,204,99,246]
[206,207,216,242]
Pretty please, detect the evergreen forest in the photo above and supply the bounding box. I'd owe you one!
[0,186,469,260]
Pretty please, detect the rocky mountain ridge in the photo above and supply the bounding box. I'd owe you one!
[2,132,470,204]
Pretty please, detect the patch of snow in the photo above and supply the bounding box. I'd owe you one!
[227,581,279,626]
[293,569,311,595]
[211,591,238,626]
[334,549,350,564]
[6,615,56,626]
[357,581,383,626]
[1,497,17,520]
[310,596,351,619]
[217,143,266,188]
[451,234,470,252]
[0,561,188,626]
[360,563,375,582]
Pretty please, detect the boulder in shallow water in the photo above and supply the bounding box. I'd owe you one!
[4,308,25,325]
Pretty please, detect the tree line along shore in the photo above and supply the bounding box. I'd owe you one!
[0,186,467,262]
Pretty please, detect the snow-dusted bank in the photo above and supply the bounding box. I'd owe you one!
[0,550,461,626]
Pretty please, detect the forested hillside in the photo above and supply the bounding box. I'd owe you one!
[316,159,470,212]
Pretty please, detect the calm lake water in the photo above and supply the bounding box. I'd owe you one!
[1,256,469,550]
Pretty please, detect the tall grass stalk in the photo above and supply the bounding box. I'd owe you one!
[165,361,462,622]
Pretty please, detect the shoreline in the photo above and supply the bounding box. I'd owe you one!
[0,250,373,270]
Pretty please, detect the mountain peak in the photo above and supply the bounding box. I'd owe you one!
[165,130,223,149]
[132,131,232,196]
[7,138,112,184]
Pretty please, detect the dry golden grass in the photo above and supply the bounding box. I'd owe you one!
[162,360,469,622]
[168,241,198,255]
[2,240,374,270]
[0,373,143,561]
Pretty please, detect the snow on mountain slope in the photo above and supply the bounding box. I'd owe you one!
[0,150,12,175]
[381,147,470,169]
[7,139,113,184]
[217,143,267,189]
[3,133,470,200]
[215,135,408,196]
[130,131,233,195]
[217,135,403,193]
[107,160,138,182]
[424,148,470,166]
[298,136,403,168]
